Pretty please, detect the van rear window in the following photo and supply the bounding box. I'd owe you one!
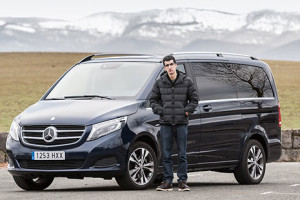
[229,64,274,98]
[191,62,274,101]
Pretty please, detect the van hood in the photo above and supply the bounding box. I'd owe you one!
[20,100,139,126]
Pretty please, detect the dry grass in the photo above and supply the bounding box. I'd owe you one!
[0,53,299,131]
[0,53,90,131]
[264,60,300,129]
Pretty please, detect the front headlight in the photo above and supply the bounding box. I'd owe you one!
[87,116,127,141]
[9,117,21,141]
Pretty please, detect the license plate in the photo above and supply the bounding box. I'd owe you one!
[32,151,65,160]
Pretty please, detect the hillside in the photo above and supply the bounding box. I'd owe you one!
[1,9,300,60]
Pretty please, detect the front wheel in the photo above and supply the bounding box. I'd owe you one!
[234,140,266,184]
[13,176,54,190]
[115,142,158,190]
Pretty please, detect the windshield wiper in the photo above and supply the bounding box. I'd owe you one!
[45,98,65,100]
[64,95,114,100]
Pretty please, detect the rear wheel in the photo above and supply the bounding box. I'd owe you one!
[234,140,266,184]
[115,142,157,190]
[13,176,54,190]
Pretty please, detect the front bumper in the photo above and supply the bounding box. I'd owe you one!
[6,129,129,179]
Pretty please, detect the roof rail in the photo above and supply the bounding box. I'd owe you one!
[172,52,258,60]
[79,53,152,63]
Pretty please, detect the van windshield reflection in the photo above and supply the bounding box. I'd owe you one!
[45,62,158,99]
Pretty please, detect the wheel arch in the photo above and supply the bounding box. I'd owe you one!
[130,132,161,160]
[242,131,269,162]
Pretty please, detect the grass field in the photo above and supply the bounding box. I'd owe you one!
[265,60,300,129]
[0,53,299,131]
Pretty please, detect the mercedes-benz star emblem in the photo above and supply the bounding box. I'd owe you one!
[43,126,57,143]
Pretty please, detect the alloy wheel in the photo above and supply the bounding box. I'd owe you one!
[128,147,155,185]
[247,145,264,180]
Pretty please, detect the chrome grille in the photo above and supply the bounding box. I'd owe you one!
[22,125,85,147]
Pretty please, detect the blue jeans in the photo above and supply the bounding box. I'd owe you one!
[160,125,188,183]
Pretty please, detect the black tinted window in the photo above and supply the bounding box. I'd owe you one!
[192,62,237,100]
[230,64,274,98]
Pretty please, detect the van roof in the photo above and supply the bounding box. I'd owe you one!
[79,52,260,64]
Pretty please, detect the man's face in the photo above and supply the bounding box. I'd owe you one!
[164,60,177,76]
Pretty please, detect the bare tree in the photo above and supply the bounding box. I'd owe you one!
[192,62,272,98]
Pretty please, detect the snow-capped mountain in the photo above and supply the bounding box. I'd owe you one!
[1,8,300,60]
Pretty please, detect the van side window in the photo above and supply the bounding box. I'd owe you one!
[191,62,237,101]
[230,64,274,98]
[177,64,186,74]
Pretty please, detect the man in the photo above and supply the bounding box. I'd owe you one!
[150,55,198,191]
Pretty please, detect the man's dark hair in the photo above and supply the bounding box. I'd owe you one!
[162,54,176,66]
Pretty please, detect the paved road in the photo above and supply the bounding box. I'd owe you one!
[0,163,299,200]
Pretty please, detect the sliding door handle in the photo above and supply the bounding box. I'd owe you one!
[202,104,212,112]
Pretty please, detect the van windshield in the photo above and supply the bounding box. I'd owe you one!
[45,62,158,99]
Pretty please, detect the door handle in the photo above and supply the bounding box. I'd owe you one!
[202,104,212,112]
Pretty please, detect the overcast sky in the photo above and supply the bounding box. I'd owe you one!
[1,0,299,20]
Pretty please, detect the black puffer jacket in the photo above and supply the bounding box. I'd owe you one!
[150,70,198,125]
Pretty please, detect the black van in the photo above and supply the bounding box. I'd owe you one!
[6,52,281,190]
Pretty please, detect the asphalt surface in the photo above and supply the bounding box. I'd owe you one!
[0,162,299,200]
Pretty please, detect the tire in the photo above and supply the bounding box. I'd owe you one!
[13,176,54,190]
[115,142,158,190]
[234,140,266,184]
